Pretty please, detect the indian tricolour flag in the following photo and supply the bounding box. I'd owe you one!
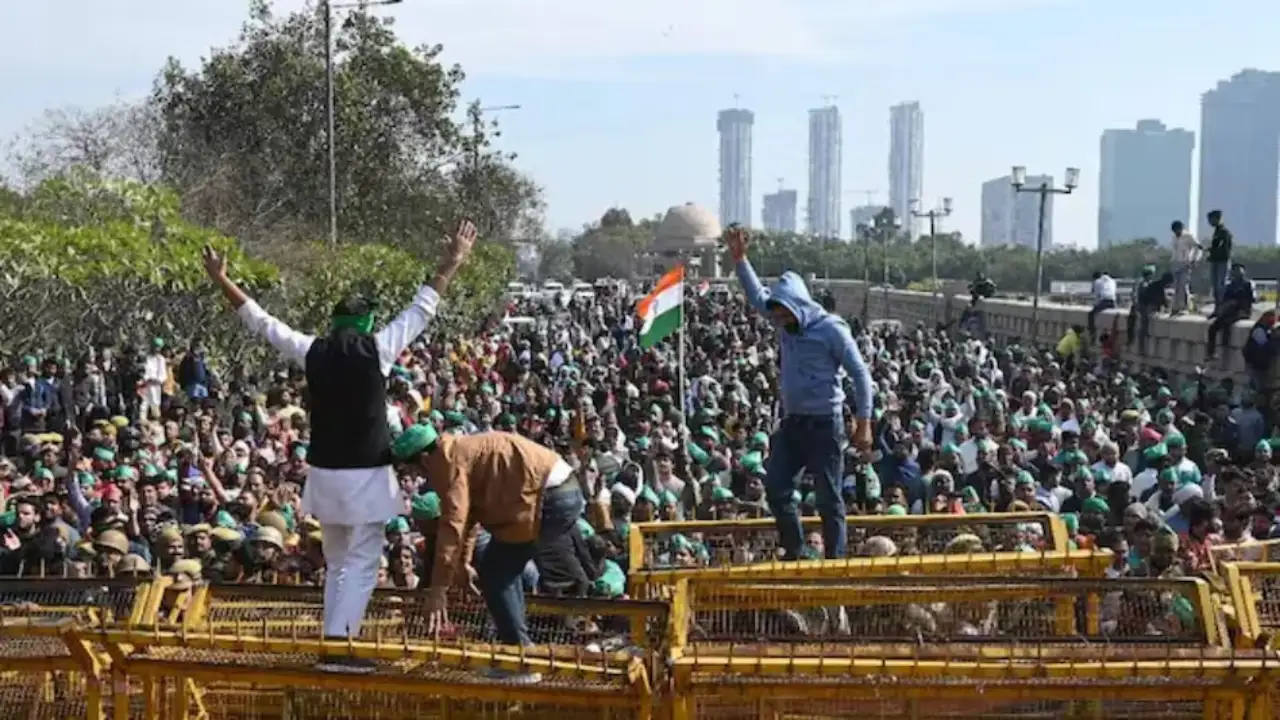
[637,265,684,349]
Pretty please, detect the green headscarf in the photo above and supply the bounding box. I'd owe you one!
[331,313,375,334]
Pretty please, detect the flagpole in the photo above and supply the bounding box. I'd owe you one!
[678,269,687,418]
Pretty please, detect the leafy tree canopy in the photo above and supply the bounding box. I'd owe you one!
[0,174,511,367]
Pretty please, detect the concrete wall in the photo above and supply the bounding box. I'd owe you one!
[809,280,1264,384]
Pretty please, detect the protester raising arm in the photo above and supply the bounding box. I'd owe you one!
[201,219,476,373]
[724,224,771,313]
[374,220,477,373]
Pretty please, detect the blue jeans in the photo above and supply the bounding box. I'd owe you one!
[765,414,846,560]
[478,479,584,646]
[1211,261,1229,307]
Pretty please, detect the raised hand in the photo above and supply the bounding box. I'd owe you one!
[446,219,478,267]
[723,225,749,262]
[202,245,228,280]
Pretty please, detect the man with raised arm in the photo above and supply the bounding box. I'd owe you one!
[201,220,475,673]
[723,225,874,561]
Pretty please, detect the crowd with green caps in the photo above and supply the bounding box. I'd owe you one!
[1,279,1278,639]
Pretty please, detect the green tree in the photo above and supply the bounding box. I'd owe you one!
[150,0,541,249]
[0,174,512,363]
[535,238,575,282]
[0,174,275,360]
[276,238,513,338]
[571,211,655,281]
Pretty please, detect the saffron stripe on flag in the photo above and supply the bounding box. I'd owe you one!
[636,265,685,319]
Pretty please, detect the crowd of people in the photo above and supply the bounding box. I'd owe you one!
[2,226,1278,646]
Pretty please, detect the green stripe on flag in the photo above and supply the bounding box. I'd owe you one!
[640,305,681,348]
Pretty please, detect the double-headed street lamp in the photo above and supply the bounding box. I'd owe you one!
[1011,166,1079,332]
[911,197,953,311]
[324,0,404,246]
[873,207,901,317]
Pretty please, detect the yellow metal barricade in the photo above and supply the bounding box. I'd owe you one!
[93,627,653,720]
[0,578,162,719]
[674,576,1223,650]
[630,548,1113,601]
[185,583,675,686]
[630,512,1066,574]
[1212,539,1280,570]
[669,650,1278,720]
[1223,561,1280,646]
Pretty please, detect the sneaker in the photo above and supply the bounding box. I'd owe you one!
[480,667,542,684]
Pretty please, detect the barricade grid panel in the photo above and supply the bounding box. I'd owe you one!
[682,675,1226,720]
[683,577,1213,647]
[691,695,1205,719]
[0,671,88,719]
[195,686,642,720]
[200,585,667,658]
[634,513,1060,573]
[0,579,145,627]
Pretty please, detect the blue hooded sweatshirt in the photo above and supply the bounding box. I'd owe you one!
[736,260,874,419]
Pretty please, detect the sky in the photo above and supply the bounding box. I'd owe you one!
[2,0,1278,249]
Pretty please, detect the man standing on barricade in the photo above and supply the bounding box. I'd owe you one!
[391,422,585,684]
[200,220,475,673]
[724,225,874,560]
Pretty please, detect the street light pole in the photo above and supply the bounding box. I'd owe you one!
[1011,165,1080,335]
[911,197,953,312]
[873,208,900,319]
[324,0,404,247]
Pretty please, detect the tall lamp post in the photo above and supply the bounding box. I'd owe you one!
[873,207,901,319]
[1011,166,1079,333]
[911,197,953,311]
[324,0,404,246]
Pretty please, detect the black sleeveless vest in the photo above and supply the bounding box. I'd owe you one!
[305,329,392,469]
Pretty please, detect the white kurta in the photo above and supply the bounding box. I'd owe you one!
[235,285,440,525]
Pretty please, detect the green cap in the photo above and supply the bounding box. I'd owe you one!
[385,516,410,533]
[711,486,734,502]
[577,518,596,539]
[885,504,908,516]
[1082,496,1110,514]
[411,492,441,521]
[741,451,764,472]
[392,424,440,461]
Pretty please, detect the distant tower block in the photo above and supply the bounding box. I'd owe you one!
[651,203,723,277]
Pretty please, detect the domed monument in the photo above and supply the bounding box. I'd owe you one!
[650,203,723,278]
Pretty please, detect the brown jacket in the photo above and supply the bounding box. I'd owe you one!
[424,432,562,591]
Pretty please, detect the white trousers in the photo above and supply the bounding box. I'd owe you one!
[321,522,385,639]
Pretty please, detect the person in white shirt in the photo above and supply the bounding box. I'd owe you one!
[1170,220,1202,315]
[200,220,475,674]
[1088,270,1117,341]
[141,339,168,421]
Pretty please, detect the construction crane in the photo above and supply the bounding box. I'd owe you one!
[849,189,882,207]
[821,94,838,107]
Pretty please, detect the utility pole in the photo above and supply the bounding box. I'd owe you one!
[1012,166,1080,332]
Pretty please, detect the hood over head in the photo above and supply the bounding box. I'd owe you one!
[766,272,825,329]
